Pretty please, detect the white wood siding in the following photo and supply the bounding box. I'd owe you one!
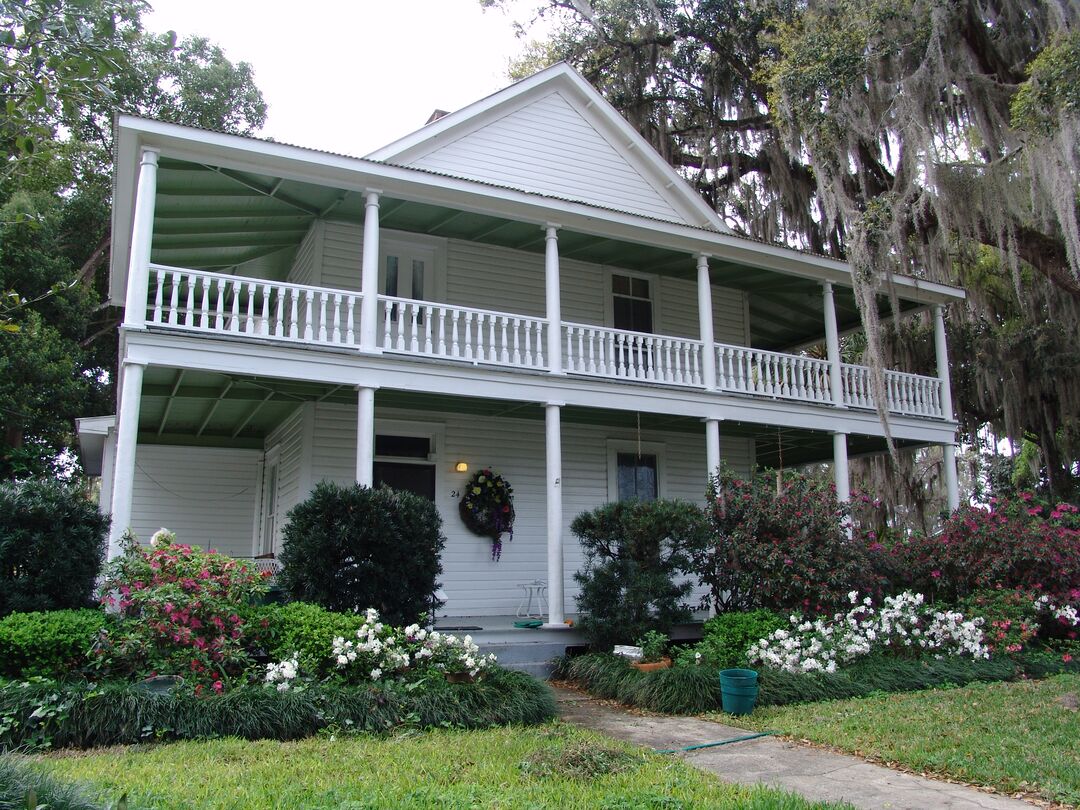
[287,222,322,286]
[262,406,306,551]
[408,91,687,224]
[130,445,260,556]
[303,403,753,617]
[295,223,748,345]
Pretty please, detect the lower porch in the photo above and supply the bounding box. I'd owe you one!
[82,365,945,626]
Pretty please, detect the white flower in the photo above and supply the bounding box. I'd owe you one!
[370,668,382,680]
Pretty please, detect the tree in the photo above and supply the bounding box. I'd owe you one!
[488,0,1080,500]
[0,0,267,478]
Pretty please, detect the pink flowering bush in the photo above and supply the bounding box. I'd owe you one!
[694,467,877,615]
[95,530,268,693]
[885,494,1080,604]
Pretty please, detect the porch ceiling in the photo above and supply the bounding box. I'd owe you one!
[151,157,921,351]
[136,369,917,467]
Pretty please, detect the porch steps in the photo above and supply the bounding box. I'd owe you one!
[477,639,581,680]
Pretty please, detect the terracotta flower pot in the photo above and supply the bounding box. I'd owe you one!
[631,657,672,673]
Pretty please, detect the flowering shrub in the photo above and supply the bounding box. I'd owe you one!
[266,608,496,689]
[675,609,786,670]
[885,494,1080,603]
[95,531,268,692]
[748,591,989,674]
[694,467,876,615]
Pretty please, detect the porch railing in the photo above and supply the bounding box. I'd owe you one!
[842,364,944,418]
[379,295,548,370]
[144,266,947,420]
[148,264,362,348]
[563,322,703,385]
[716,345,834,404]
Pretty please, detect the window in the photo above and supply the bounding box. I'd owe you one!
[611,273,653,333]
[373,430,437,502]
[607,440,664,502]
[616,452,658,501]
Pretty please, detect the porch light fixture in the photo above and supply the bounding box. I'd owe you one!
[455,461,469,473]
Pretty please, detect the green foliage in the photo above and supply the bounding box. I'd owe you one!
[0,610,110,679]
[554,651,1036,715]
[636,630,668,663]
[247,602,365,680]
[0,753,137,810]
[278,482,446,626]
[0,668,556,750]
[0,480,108,616]
[571,499,708,652]
[678,610,787,670]
[1011,31,1080,136]
[696,467,873,615]
[95,535,267,691]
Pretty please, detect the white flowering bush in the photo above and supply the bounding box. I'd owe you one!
[1034,595,1080,628]
[265,608,497,688]
[748,591,989,674]
[264,653,299,691]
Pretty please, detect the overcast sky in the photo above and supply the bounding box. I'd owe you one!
[145,0,543,156]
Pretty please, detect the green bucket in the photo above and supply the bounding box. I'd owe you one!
[719,668,759,716]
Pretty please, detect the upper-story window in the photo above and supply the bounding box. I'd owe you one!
[611,273,653,333]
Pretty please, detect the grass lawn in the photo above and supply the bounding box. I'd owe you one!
[720,672,1080,807]
[34,723,848,809]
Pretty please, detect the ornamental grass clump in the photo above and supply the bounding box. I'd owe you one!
[94,530,268,693]
[748,591,989,674]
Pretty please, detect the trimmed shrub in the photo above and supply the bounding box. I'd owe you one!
[0,609,111,679]
[0,667,556,750]
[247,602,366,679]
[571,499,708,652]
[278,482,446,626]
[693,467,875,615]
[884,495,1080,603]
[0,480,108,617]
[95,534,267,692]
[677,609,787,670]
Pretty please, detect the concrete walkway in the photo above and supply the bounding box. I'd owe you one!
[555,687,1037,810]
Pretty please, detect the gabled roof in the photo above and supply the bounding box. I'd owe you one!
[367,62,729,232]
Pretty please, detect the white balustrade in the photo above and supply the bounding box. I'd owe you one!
[716,344,834,404]
[378,295,548,371]
[841,364,943,418]
[146,264,944,420]
[148,264,362,347]
[562,322,703,386]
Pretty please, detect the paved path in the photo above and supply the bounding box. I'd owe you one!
[555,686,1037,810]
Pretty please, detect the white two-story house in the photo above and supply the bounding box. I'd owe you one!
[78,63,964,626]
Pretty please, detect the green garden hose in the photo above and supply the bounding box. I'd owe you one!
[655,731,776,754]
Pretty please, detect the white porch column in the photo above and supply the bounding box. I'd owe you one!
[359,190,382,352]
[544,224,563,374]
[822,281,845,408]
[697,254,717,390]
[543,401,566,629]
[704,418,721,480]
[933,304,960,511]
[832,431,851,504]
[123,148,160,329]
[107,360,146,558]
[356,385,376,487]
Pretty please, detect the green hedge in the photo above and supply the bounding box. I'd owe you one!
[247,601,366,679]
[0,667,556,750]
[0,609,111,679]
[553,653,1072,715]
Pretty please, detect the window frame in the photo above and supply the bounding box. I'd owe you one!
[606,439,666,502]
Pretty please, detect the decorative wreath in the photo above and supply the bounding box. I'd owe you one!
[459,468,515,561]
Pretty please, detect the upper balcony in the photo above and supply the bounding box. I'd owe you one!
[143,263,946,421]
